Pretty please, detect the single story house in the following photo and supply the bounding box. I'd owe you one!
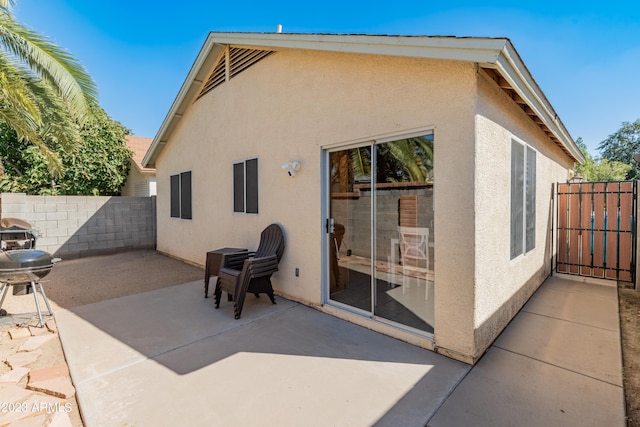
[122,135,156,197]
[143,32,583,364]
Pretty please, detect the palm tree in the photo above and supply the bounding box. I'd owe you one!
[0,0,97,177]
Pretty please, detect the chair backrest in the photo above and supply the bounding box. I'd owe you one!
[254,224,285,262]
[398,226,429,265]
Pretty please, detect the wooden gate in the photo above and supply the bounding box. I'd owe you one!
[556,181,637,282]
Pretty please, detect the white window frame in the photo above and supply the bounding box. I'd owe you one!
[510,138,536,259]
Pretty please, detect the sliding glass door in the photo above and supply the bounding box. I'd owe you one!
[326,133,435,334]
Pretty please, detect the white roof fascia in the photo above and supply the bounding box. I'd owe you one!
[143,35,221,168]
[208,32,507,64]
[493,42,584,163]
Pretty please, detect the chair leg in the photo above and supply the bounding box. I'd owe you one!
[266,290,276,305]
[214,278,222,309]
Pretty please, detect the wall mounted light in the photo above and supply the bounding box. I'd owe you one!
[569,172,584,183]
[282,161,301,177]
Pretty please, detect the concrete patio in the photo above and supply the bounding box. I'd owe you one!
[51,261,625,426]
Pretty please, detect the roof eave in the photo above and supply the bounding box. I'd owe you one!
[143,34,222,168]
[143,33,511,168]
[491,41,584,163]
[144,33,583,167]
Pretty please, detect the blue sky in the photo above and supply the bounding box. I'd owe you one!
[13,1,640,156]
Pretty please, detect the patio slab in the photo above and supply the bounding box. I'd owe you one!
[521,276,619,331]
[428,275,625,427]
[427,347,624,427]
[494,311,622,385]
[56,280,469,427]
[54,279,298,381]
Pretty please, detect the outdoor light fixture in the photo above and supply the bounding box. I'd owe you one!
[569,172,584,183]
[282,161,301,177]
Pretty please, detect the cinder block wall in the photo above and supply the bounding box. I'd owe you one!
[0,193,156,259]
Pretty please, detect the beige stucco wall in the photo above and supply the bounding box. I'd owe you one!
[464,71,574,359]
[156,47,477,315]
[122,167,155,197]
[154,46,574,363]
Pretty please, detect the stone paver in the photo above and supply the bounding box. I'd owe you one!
[27,376,75,399]
[7,414,50,427]
[6,350,42,368]
[8,328,31,340]
[28,365,68,384]
[0,366,29,383]
[18,335,55,352]
[0,385,37,425]
[27,365,75,399]
[0,322,78,426]
[48,412,74,427]
[0,383,32,403]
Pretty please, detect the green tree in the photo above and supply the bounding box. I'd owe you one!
[0,0,97,177]
[0,105,132,195]
[576,137,632,182]
[597,119,640,179]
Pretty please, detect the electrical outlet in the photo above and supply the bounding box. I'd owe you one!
[295,268,300,277]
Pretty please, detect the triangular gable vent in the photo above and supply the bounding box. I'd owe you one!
[229,47,274,78]
[198,55,226,98]
[198,47,274,99]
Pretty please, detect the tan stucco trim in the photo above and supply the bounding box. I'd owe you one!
[144,33,581,168]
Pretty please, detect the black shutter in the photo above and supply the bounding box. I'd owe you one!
[181,171,192,220]
[233,162,245,213]
[246,158,259,214]
[170,174,180,218]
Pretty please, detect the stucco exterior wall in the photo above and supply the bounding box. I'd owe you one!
[154,46,575,362]
[156,48,477,316]
[468,71,574,358]
[122,167,155,197]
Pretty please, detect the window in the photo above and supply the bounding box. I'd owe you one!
[233,158,258,214]
[170,171,192,219]
[510,140,536,259]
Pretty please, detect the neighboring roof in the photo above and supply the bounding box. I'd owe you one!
[143,32,584,168]
[126,135,155,173]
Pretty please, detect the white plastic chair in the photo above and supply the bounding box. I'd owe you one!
[397,226,430,300]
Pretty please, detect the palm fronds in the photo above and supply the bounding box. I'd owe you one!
[0,11,97,123]
[0,1,97,177]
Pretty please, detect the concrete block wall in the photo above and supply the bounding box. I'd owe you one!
[0,193,156,259]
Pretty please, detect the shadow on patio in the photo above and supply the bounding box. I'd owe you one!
[43,250,468,426]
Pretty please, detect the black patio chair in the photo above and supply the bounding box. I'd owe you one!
[214,224,285,319]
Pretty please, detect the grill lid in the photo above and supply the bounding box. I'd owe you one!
[0,250,53,270]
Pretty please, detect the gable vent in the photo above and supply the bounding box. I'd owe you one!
[198,55,226,98]
[229,47,274,79]
[197,47,274,100]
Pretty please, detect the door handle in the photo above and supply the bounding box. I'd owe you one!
[326,218,335,234]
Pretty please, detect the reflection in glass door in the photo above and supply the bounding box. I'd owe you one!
[327,146,372,313]
[327,133,434,334]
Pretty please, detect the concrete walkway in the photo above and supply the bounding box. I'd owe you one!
[54,274,625,426]
[429,275,625,426]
